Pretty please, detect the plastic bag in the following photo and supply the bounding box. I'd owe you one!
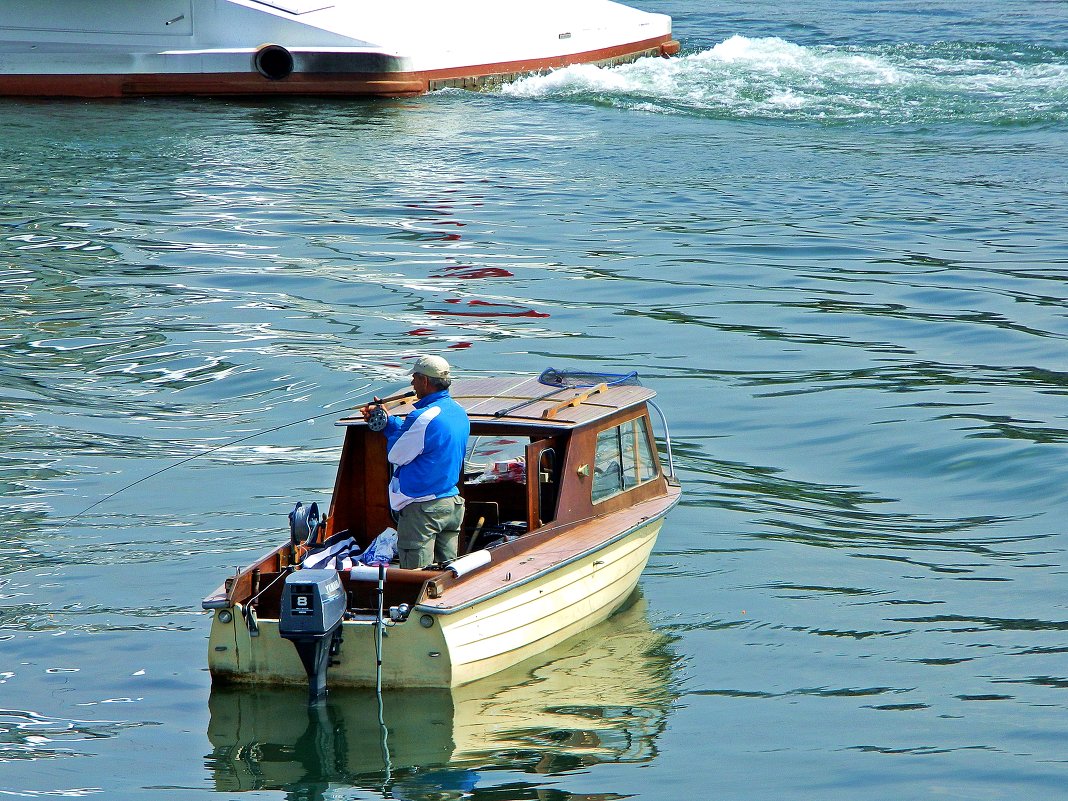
[359,527,398,566]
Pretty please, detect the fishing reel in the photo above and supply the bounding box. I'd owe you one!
[366,404,388,433]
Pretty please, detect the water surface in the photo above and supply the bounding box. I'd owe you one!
[2,1,1067,798]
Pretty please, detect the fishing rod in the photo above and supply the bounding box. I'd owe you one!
[56,384,416,532]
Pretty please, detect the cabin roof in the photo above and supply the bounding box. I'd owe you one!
[337,374,656,429]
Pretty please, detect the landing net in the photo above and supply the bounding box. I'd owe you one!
[537,368,641,388]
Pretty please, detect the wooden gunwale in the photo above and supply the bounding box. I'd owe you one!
[204,483,679,617]
[420,486,680,613]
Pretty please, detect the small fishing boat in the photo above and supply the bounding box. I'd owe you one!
[0,0,679,98]
[203,369,680,695]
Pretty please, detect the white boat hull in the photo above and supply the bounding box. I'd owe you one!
[0,0,678,97]
[208,515,665,688]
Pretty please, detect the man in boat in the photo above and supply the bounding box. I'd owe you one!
[365,355,471,569]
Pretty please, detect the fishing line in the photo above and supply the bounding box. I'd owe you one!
[57,379,399,531]
[245,568,289,608]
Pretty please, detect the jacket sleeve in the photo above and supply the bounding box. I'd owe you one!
[382,414,402,439]
[386,406,441,467]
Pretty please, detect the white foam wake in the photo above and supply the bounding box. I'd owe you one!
[499,35,1068,123]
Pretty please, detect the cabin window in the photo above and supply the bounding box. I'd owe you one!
[592,416,657,503]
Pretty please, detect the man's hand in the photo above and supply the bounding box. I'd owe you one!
[365,398,389,432]
[361,396,383,422]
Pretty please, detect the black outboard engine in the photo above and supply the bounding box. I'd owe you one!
[279,569,346,704]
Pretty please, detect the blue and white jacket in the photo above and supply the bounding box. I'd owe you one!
[383,389,470,512]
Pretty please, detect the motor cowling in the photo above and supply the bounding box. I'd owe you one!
[279,569,346,703]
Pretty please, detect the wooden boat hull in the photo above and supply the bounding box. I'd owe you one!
[208,514,666,688]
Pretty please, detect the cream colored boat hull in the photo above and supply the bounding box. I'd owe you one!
[208,516,664,688]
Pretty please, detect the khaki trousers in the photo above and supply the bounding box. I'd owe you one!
[396,495,464,569]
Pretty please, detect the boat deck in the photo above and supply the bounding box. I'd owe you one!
[422,489,679,612]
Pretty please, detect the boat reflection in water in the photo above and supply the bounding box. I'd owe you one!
[206,593,675,800]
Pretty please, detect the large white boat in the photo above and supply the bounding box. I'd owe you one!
[0,0,679,98]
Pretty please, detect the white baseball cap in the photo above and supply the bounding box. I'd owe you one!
[410,355,451,379]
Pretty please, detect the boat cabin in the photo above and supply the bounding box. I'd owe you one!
[329,372,671,559]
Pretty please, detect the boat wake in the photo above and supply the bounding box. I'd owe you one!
[499,35,1068,125]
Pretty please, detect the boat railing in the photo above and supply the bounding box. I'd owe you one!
[648,401,676,482]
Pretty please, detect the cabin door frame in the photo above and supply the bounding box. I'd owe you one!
[525,438,559,529]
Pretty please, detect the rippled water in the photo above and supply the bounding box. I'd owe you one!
[2,0,1068,798]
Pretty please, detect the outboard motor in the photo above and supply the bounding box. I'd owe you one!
[279,568,346,704]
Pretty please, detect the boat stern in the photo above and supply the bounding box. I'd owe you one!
[206,601,456,689]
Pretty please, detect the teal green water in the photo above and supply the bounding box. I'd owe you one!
[2,2,1068,799]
